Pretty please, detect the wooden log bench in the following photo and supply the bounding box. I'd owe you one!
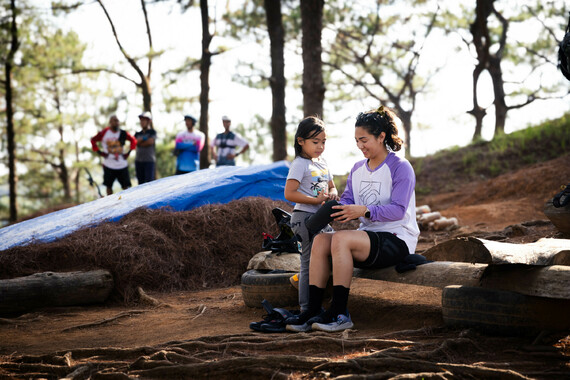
[0,270,114,316]
[354,237,570,299]
[353,237,570,332]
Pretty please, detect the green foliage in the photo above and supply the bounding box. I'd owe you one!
[155,130,178,178]
[0,8,114,222]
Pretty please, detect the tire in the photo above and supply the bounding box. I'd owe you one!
[442,285,570,335]
[241,269,299,308]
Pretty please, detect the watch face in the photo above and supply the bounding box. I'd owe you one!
[365,210,371,218]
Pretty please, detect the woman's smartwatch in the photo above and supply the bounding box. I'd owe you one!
[365,207,371,218]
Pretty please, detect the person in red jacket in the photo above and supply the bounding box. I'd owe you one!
[91,115,137,195]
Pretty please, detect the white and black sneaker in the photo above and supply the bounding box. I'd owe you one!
[286,322,312,332]
[312,312,354,332]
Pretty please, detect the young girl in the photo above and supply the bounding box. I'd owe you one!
[284,116,339,313]
[286,106,420,332]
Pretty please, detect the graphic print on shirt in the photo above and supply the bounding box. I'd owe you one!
[310,169,329,196]
[106,139,123,160]
[359,180,382,205]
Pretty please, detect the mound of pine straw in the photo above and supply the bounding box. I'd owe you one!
[0,197,293,303]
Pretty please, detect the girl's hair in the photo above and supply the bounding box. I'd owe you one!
[355,105,403,152]
[294,116,326,157]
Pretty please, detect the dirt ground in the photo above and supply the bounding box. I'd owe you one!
[1,155,570,379]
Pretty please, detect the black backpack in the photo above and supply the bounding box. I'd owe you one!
[558,12,570,81]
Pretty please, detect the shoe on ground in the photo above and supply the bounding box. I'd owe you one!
[260,321,287,333]
[250,300,297,333]
[286,322,312,332]
[312,313,354,332]
[290,273,299,289]
[284,307,324,325]
[306,309,335,325]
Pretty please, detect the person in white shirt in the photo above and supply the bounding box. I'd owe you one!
[90,115,137,195]
[210,115,249,166]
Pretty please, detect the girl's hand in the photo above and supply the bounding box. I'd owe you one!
[328,192,340,201]
[330,204,367,222]
[315,189,330,203]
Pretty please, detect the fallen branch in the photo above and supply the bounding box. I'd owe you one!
[62,310,146,332]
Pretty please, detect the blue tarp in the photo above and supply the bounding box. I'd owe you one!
[0,161,291,251]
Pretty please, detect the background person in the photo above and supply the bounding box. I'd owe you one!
[210,115,249,166]
[91,115,137,195]
[134,111,157,184]
[174,115,205,175]
[286,105,420,333]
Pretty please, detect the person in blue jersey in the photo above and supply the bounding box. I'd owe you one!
[284,115,339,314]
[286,105,420,333]
[174,115,205,175]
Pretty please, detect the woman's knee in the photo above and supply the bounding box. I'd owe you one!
[330,230,355,250]
[312,233,332,257]
[331,230,369,256]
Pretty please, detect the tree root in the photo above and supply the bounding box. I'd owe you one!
[0,331,567,379]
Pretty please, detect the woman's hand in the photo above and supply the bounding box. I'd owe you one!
[330,204,368,222]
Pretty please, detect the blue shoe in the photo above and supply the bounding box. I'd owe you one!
[284,307,323,325]
[312,313,354,332]
[306,309,335,325]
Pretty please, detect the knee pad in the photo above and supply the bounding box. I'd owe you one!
[306,200,341,233]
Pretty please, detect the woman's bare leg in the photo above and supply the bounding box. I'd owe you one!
[309,232,333,288]
[330,230,370,287]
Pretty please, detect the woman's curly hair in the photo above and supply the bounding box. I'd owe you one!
[355,105,403,152]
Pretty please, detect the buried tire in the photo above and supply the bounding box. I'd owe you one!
[241,269,299,308]
[442,285,570,335]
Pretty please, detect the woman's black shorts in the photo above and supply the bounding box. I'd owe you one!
[354,231,409,269]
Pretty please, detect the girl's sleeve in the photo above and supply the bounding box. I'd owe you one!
[287,159,304,182]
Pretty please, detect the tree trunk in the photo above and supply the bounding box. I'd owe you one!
[468,0,492,141]
[199,0,212,169]
[301,0,325,118]
[5,0,18,223]
[55,95,72,202]
[0,270,114,316]
[398,110,412,159]
[141,77,152,113]
[468,64,487,140]
[489,56,507,136]
[265,0,287,162]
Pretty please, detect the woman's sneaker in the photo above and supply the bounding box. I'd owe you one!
[285,308,323,332]
[285,322,312,332]
[312,312,354,332]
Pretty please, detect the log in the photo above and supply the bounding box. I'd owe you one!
[0,270,114,316]
[423,237,570,265]
[354,262,570,299]
[354,262,486,289]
